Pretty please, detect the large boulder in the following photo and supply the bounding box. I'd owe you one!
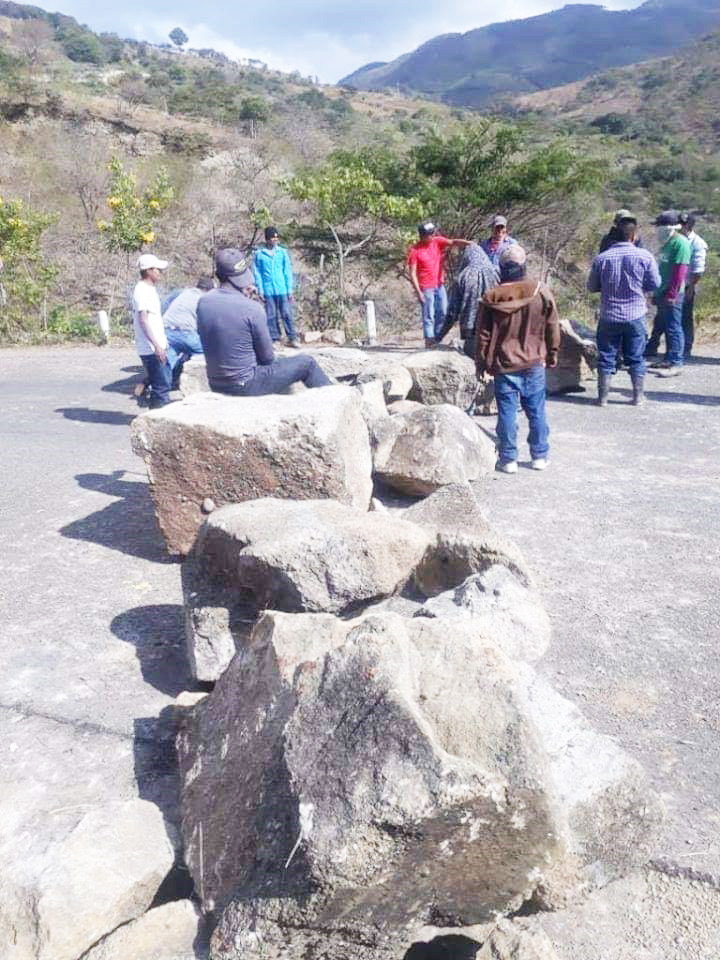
[1,798,174,960]
[82,900,203,960]
[373,405,495,496]
[178,356,209,396]
[403,348,478,408]
[416,565,551,663]
[182,499,431,680]
[311,347,371,381]
[546,327,596,395]
[357,357,413,402]
[131,386,373,555]
[178,610,661,959]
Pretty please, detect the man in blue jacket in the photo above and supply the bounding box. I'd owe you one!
[252,227,300,347]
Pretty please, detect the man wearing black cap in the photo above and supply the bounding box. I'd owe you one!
[645,210,692,375]
[197,248,331,396]
[252,227,299,347]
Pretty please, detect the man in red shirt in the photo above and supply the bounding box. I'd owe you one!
[407,221,471,348]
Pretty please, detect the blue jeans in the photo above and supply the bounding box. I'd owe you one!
[596,317,647,377]
[166,328,203,359]
[216,355,331,396]
[494,366,549,464]
[140,348,178,408]
[647,294,685,365]
[265,295,296,341]
[421,285,448,339]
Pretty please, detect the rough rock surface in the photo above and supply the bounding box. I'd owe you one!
[387,399,424,416]
[182,499,430,680]
[311,346,371,381]
[373,405,495,496]
[477,921,559,959]
[403,348,478,407]
[355,379,388,436]
[403,484,531,592]
[180,610,661,958]
[82,900,204,960]
[131,386,372,554]
[546,329,595,395]
[1,797,174,960]
[356,357,413,402]
[178,356,209,396]
[416,565,551,662]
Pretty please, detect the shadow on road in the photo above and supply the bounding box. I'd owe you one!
[55,406,136,425]
[60,470,174,562]
[101,368,145,395]
[112,603,193,696]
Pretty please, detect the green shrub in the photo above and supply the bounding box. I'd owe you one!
[46,306,96,339]
[58,27,105,64]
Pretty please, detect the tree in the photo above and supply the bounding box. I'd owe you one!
[284,161,423,307]
[169,27,188,48]
[0,195,58,341]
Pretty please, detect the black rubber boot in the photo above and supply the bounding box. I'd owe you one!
[597,372,612,406]
[631,376,646,406]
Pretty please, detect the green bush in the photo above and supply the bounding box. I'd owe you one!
[46,306,96,339]
[58,27,106,64]
[161,127,213,157]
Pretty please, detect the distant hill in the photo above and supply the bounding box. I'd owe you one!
[340,0,720,107]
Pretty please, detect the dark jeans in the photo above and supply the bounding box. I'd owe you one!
[646,294,685,365]
[596,317,647,378]
[682,291,695,357]
[140,352,175,408]
[494,365,549,464]
[265,295,296,341]
[217,355,332,397]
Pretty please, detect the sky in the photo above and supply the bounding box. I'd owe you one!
[49,0,643,83]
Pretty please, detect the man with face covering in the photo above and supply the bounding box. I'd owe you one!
[645,210,692,375]
[435,243,500,357]
[476,245,560,474]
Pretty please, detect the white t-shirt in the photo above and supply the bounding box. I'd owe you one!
[132,280,167,355]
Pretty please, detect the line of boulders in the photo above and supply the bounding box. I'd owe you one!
[122,345,659,959]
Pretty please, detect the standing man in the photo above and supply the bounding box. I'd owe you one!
[599,208,644,254]
[197,249,331,396]
[481,215,518,269]
[407,221,471,348]
[679,213,708,359]
[476,245,560,474]
[645,210,692,376]
[252,227,300,347]
[132,253,176,409]
[587,217,661,406]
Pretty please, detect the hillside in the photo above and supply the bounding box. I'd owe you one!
[340,0,720,107]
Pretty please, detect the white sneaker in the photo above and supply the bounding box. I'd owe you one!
[530,458,548,471]
[496,460,518,474]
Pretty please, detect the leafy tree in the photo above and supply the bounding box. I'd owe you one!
[58,26,105,64]
[239,96,270,121]
[0,195,58,341]
[169,27,188,48]
[285,161,424,305]
[97,156,175,254]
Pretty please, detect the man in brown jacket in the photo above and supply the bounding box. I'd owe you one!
[475,245,561,474]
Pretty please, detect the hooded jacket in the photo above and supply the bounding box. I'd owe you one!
[252,245,294,297]
[475,278,561,375]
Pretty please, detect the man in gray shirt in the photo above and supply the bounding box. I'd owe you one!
[197,249,331,396]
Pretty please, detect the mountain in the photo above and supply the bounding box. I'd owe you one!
[340,0,720,107]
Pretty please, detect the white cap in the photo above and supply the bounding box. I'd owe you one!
[137,253,169,271]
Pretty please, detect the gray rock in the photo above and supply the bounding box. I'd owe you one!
[182,499,430,680]
[357,359,413,402]
[1,796,175,960]
[546,328,596,395]
[403,348,478,408]
[311,347,371,381]
[402,484,531,593]
[131,386,372,555]
[181,611,661,958]
[201,497,216,514]
[82,900,204,960]
[387,399,424,415]
[322,328,347,345]
[373,405,495,496]
[178,356,210,396]
[355,379,388,437]
[416,565,551,663]
[303,331,323,344]
[477,921,559,960]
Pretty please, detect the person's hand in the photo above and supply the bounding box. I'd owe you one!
[547,356,558,369]
[289,293,295,302]
[416,291,425,305]
[155,346,167,364]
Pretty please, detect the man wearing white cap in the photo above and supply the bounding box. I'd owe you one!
[132,253,176,408]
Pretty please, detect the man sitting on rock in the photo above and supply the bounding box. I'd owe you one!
[197,248,332,396]
[475,245,560,474]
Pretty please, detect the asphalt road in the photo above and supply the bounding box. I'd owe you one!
[0,342,718,925]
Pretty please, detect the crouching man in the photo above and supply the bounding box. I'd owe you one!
[475,245,560,474]
[197,248,331,396]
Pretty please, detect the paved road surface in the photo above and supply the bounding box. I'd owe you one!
[1,344,718,929]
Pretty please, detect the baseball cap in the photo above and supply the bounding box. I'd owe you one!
[418,221,436,236]
[613,208,636,224]
[137,253,168,271]
[265,226,279,241]
[653,210,681,226]
[491,215,508,228]
[499,243,526,266]
[215,248,254,288]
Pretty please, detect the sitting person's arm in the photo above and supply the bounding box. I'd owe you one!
[250,311,275,366]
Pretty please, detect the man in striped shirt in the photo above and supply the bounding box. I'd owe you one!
[587,217,661,406]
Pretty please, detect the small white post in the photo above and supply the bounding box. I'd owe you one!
[364,300,377,346]
[97,310,110,342]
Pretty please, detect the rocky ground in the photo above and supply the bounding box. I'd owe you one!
[1,344,719,959]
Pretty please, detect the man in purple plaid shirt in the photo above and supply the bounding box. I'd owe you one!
[587,216,661,407]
